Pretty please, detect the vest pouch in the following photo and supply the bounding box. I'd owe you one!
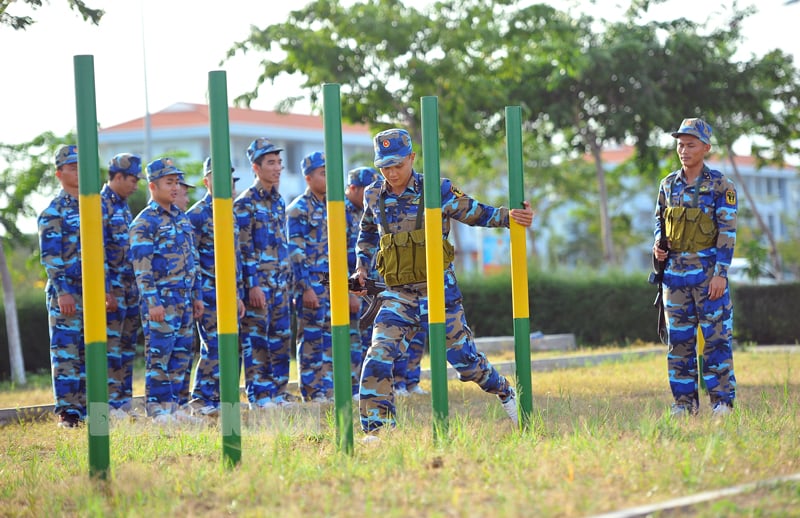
[377,228,456,286]
[665,206,717,252]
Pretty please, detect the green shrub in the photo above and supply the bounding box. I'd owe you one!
[1,270,798,378]
[460,269,800,346]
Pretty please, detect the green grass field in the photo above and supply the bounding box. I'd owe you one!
[1,349,798,517]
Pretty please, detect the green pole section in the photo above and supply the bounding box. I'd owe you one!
[208,71,242,466]
[73,55,110,478]
[505,106,533,431]
[421,96,449,442]
[323,83,354,454]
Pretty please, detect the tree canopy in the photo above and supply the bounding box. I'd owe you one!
[227,0,799,267]
[0,0,103,30]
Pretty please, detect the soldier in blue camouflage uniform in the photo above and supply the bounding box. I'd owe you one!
[186,158,245,415]
[353,129,534,434]
[129,158,204,421]
[234,138,295,408]
[287,151,334,402]
[653,118,737,417]
[345,166,428,398]
[38,145,85,428]
[175,177,197,407]
[102,153,143,417]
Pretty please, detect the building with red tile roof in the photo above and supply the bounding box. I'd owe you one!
[98,102,374,201]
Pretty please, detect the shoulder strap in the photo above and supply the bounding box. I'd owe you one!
[378,185,425,233]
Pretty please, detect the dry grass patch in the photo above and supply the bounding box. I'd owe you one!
[0,350,797,517]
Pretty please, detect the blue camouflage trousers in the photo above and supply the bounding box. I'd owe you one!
[664,279,736,410]
[359,285,512,432]
[296,274,333,400]
[142,288,195,416]
[191,289,240,406]
[349,295,374,396]
[241,285,292,405]
[47,288,86,419]
[393,331,426,391]
[106,277,140,410]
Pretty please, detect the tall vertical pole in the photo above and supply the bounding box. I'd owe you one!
[323,83,354,454]
[73,55,110,478]
[505,106,533,430]
[421,96,448,442]
[139,0,152,159]
[208,71,242,467]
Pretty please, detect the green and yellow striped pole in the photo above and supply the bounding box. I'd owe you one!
[505,106,533,431]
[74,55,110,478]
[421,96,448,442]
[208,71,242,467]
[323,83,354,454]
[698,326,707,393]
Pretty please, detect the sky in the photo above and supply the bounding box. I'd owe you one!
[0,0,798,147]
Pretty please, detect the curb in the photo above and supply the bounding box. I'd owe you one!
[590,472,800,518]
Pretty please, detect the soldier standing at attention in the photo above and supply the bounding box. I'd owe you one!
[102,153,143,418]
[234,138,295,408]
[352,129,534,436]
[186,157,245,416]
[129,158,204,422]
[287,151,333,402]
[175,176,197,407]
[653,118,737,417]
[38,145,85,428]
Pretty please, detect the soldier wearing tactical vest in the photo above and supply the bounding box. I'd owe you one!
[352,128,535,437]
[653,118,738,418]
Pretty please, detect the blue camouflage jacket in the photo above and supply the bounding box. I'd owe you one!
[654,166,737,287]
[187,192,244,298]
[357,170,509,303]
[286,188,329,292]
[38,189,82,297]
[129,199,201,309]
[101,184,136,290]
[233,182,290,291]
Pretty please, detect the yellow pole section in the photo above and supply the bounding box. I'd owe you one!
[328,200,350,327]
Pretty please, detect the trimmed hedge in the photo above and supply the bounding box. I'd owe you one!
[459,271,800,346]
[1,273,799,379]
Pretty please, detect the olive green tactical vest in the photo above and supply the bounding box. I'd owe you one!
[375,189,455,286]
[664,207,717,252]
[664,170,718,252]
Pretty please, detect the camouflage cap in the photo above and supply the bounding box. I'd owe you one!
[55,145,78,168]
[300,151,325,176]
[203,156,238,181]
[108,153,143,178]
[373,128,412,168]
[246,137,284,164]
[348,166,378,187]
[146,157,183,182]
[671,118,712,145]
